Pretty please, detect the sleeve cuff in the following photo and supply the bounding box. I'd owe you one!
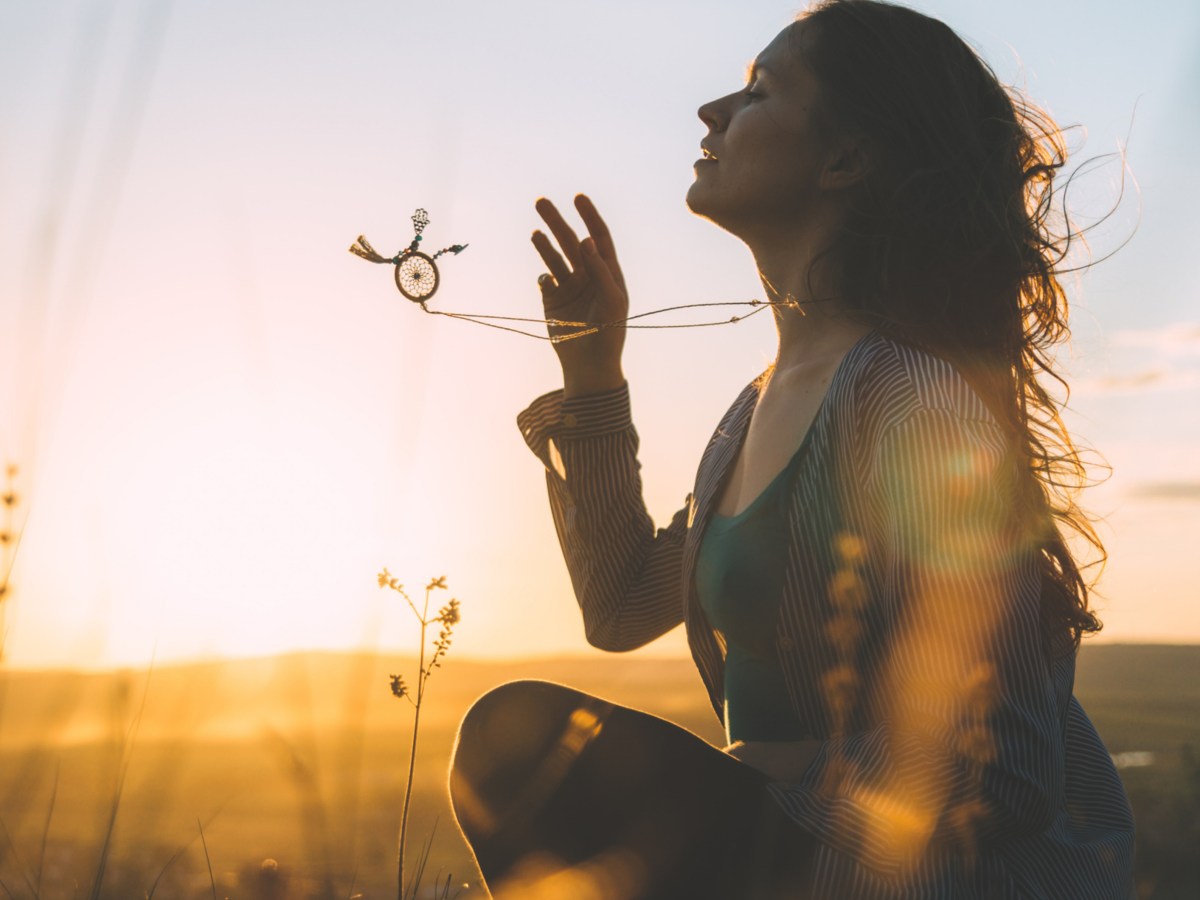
[559,383,633,435]
[517,382,632,462]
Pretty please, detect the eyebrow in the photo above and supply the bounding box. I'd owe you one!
[743,61,773,84]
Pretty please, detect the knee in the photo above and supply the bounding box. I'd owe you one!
[452,680,577,772]
[458,679,567,731]
[449,680,591,833]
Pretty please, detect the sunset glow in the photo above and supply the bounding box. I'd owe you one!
[1,0,1197,670]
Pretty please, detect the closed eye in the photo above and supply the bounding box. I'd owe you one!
[742,59,771,100]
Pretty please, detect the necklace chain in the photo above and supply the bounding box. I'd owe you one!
[416,296,804,342]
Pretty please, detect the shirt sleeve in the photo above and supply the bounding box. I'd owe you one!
[768,407,1063,877]
[517,382,690,651]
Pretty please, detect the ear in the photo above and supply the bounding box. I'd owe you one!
[818,136,872,191]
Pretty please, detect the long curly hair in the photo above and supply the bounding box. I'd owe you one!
[797,0,1104,647]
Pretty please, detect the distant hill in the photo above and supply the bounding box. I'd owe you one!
[2,642,1197,752]
[0,649,728,749]
[1072,643,1200,751]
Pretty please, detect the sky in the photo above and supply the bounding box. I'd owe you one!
[0,0,1197,670]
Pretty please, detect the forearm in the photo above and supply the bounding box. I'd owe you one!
[518,384,687,650]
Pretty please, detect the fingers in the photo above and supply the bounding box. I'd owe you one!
[535,197,584,270]
[532,195,625,302]
[574,194,618,263]
[531,230,572,283]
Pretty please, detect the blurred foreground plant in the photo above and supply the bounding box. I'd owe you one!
[379,569,462,900]
[1,463,21,659]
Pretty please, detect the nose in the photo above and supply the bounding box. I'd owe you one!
[697,95,726,132]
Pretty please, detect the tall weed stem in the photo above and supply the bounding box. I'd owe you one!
[379,570,460,900]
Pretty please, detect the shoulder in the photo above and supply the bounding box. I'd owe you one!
[822,333,1015,497]
[831,331,999,436]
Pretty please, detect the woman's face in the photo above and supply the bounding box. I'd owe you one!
[686,22,842,239]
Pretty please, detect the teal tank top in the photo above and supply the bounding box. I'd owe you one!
[695,443,808,743]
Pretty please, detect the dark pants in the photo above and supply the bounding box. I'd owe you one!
[449,680,815,899]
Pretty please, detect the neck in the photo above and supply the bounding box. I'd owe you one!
[749,234,869,375]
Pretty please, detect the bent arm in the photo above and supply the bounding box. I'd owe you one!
[517,382,688,650]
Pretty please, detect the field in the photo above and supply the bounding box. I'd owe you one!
[1,644,1197,898]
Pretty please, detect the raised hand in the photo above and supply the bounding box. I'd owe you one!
[531,194,628,398]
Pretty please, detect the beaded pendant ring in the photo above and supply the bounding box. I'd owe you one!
[349,208,468,302]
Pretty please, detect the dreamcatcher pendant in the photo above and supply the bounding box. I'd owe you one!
[349,208,467,302]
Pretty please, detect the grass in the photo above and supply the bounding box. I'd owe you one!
[0,644,1197,896]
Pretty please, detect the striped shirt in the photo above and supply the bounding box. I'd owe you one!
[517,331,1134,898]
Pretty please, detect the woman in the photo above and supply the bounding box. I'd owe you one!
[449,1,1135,897]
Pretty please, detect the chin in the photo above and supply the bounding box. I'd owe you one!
[686,188,737,235]
[685,182,720,220]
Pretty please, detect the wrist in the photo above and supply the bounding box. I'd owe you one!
[562,369,626,399]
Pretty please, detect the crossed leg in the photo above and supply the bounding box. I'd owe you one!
[448,680,814,899]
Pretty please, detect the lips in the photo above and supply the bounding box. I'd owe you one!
[695,145,719,169]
